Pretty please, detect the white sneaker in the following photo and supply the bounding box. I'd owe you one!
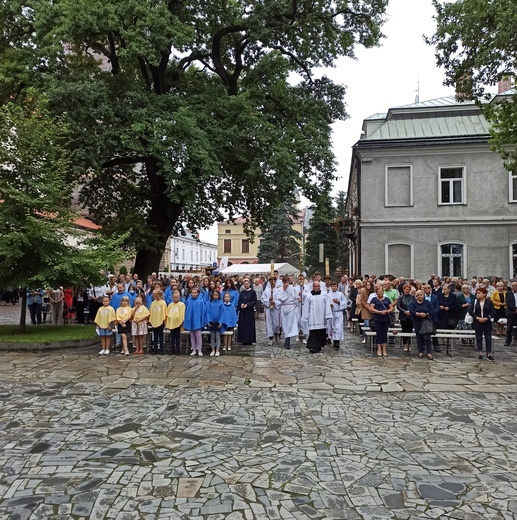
[267,341,272,346]
[215,351,220,357]
[361,339,366,344]
[302,339,307,345]
[99,349,105,355]
[210,351,215,356]
[190,351,196,356]
[222,347,227,351]
[198,351,203,356]
[227,346,232,351]
[104,350,110,355]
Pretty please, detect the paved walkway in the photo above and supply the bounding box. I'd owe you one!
[2,306,517,519]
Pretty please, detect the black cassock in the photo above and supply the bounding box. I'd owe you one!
[237,289,257,344]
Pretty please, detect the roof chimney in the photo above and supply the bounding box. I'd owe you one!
[498,77,512,93]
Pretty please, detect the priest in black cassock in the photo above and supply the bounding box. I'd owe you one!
[237,278,257,345]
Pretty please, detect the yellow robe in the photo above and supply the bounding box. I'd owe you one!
[116,306,132,323]
[94,305,116,328]
[132,305,150,323]
[149,299,167,327]
[166,301,186,329]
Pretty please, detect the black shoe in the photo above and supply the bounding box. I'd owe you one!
[333,341,340,349]
[478,354,483,361]
[168,350,173,355]
[504,343,510,346]
[487,354,494,361]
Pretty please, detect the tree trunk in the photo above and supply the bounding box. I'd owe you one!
[133,158,183,277]
[19,288,27,334]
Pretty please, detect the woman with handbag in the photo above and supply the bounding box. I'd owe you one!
[397,283,416,352]
[469,287,495,361]
[410,290,436,360]
[437,284,459,346]
[368,285,394,357]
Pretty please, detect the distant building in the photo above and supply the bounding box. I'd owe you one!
[164,231,217,273]
[218,218,261,265]
[217,209,309,266]
[345,91,517,280]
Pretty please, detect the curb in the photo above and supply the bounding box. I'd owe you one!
[0,338,98,352]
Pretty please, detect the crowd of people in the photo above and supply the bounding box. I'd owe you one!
[346,273,517,361]
[21,270,517,360]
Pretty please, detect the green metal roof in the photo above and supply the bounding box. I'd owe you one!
[363,96,491,141]
[365,113,490,140]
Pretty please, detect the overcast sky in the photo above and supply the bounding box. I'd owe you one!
[199,0,454,244]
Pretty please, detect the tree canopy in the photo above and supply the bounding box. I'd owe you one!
[0,0,388,275]
[429,0,517,171]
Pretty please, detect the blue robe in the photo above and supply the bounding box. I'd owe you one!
[206,299,224,331]
[183,296,206,331]
[219,302,238,333]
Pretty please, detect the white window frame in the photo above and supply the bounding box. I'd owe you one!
[510,241,517,279]
[438,165,466,205]
[384,164,414,207]
[509,171,517,203]
[437,241,467,279]
[384,242,414,279]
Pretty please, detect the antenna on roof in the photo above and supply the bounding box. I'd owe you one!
[415,74,420,104]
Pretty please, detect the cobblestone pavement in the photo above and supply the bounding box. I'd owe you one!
[2,308,517,519]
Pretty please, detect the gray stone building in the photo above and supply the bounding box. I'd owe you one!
[345,92,517,280]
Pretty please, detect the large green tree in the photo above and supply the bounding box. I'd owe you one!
[257,199,302,268]
[0,98,128,331]
[0,0,388,276]
[429,0,517,172]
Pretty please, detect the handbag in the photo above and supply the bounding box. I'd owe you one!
[464,314,473,325]
[448,317,458,329]
[420,318,435,335]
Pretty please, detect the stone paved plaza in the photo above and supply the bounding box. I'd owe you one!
[2,305,517,519]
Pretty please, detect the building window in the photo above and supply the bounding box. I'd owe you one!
[385,242,414,278]
[241,239,250,254]
[439,166,465,205]
[225,229,231,233]
[223,239,231,254]
[182,248,185,260]
[191,250,193,261]
[510,172,517,202]
[512,243,517,279]
[385,165,413,207]
[440,243,464,277]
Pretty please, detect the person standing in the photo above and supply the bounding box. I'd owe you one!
[469,287,495,361]
[276,276,299,350]
[184,287,206,356]
[410,290,435,360]
[206,289,224,356]
[27,288,44,325]
[166,290,185,355]
[327,281,348,349]
[302,281,332,354]
[149,289,167,355]
[504,281,517,346]
[262,277,280,346]
[368,285,394,357]
[397,283,416,352]
[237,279,257,345]
[49,287,64,326]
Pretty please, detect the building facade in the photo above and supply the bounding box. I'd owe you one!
[346,93,517,280]
[166,231,218,272]
[217,210,308,266]
[217,218,261,265]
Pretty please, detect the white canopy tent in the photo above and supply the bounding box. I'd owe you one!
[219,262,299,275]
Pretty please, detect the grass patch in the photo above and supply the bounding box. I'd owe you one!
[0,325,97,343]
